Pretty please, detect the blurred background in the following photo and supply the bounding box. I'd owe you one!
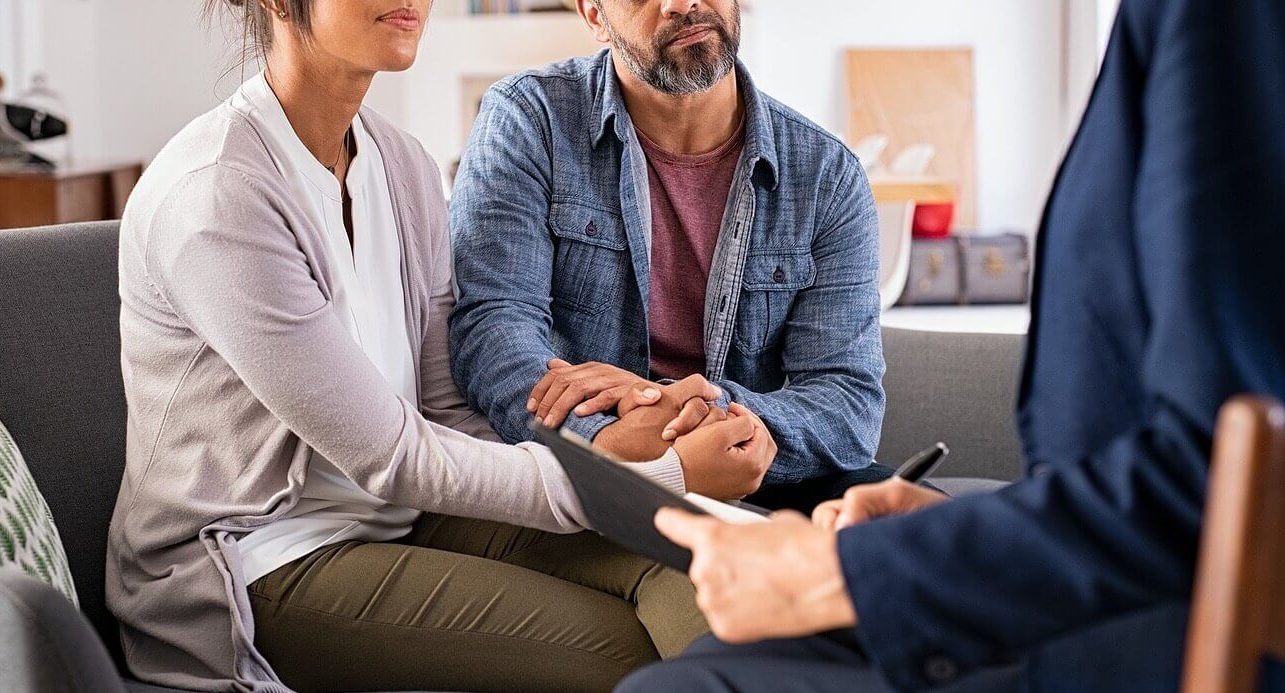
[0,0,1123,330]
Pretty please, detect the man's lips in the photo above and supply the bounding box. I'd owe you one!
[378,8,421,30]
[667,25,716,48]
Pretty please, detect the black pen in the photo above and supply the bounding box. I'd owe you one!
[894,442,950,483]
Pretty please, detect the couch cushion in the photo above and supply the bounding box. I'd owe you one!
[879,327,1026,481]
[0,568,126,693]
[0,420,79,605]
[0,222,126,664]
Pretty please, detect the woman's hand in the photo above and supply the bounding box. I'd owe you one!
[812,478,950,531]
[673,403,776,500]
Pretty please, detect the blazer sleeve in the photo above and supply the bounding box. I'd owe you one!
[144,163,588,534]
[836,0,1285,689]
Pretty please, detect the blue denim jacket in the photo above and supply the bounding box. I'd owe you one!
[449,50,884,483]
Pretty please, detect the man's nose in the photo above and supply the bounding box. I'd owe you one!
[659,0,700,19]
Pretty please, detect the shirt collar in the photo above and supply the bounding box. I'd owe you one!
[234,71,370,199]
[591,49,780,190]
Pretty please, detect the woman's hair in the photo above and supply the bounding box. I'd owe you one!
[204,0,315,62]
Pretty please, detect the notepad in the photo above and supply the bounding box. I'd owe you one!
[531,423,767,571]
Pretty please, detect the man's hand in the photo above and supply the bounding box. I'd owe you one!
[812,478,950,531]
[655,508,857,643]
[592,375,727,461]
[616,374,725,440]
[528,359,651,428]
[672,403,776,500]
[594,402,686,461]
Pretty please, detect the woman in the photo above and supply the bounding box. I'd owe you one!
[106,2,722,690]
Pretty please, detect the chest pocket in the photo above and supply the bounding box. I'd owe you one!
[733,251,816,355]
[549,202,631,314]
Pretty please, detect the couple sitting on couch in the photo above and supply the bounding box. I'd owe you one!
[108,0,885,690]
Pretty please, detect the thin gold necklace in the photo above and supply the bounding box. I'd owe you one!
[325,129,351,174]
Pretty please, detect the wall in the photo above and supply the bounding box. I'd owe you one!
[23,0,1106,234]
[739,0,1069,232]
[25,0,238,163]
[21,0,466,164]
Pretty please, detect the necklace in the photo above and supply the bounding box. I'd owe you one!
[324,129,351,174]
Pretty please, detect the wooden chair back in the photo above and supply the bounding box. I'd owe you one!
[1184,395,1285,693]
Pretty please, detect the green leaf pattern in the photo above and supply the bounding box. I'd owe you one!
[0,421,79,606]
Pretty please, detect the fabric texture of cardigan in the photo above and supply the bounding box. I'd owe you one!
[107,91,683,691]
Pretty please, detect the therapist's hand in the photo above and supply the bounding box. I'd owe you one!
[655,508,857,643]
[812,478,950,531]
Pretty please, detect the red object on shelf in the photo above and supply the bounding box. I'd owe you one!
[912,202,955,238]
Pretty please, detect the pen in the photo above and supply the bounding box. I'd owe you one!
[894,442,950,483]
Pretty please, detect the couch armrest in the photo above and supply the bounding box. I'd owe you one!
[0,567,126,693]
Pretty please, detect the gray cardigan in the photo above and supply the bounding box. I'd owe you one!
[107,97,683,691]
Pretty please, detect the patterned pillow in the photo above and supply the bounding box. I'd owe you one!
[0,419,78,606]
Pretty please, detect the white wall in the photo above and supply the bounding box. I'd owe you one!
[0,0,42,98]
[24,0,1104,234]
[739,0,1068,232]
[27,0,234,163]
[23,0,459,164]
[1098,0,1122,57]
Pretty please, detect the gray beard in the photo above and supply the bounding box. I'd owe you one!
[603,17,738,95]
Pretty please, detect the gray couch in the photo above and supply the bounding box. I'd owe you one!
[0,221,1025,692]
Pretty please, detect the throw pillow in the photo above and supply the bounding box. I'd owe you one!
[0,419,78,605]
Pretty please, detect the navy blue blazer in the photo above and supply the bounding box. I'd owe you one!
[839,0,1285,689]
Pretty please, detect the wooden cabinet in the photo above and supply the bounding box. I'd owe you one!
[0,161,143,229]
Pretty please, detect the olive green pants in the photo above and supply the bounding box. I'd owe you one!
[248,514,708,693]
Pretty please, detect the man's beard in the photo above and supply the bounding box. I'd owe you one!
[602,3,741,95]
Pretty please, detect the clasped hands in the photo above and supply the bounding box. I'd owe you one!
[527,359,775,500]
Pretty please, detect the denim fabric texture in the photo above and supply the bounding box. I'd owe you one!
[449,50,885,483]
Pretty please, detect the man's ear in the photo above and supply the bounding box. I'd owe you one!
[576,0,613,44]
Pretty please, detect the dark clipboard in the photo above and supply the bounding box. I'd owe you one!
[531,422,708,572]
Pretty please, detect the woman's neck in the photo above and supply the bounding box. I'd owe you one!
[264,49,372,168]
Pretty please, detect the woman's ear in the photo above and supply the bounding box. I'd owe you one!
[576,0,613,45]
[261,0,286,19]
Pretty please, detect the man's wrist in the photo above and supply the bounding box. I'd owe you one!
[562,411,617,443]
[799,533,859,631]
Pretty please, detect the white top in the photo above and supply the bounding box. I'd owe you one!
[235,73,422,584]
[230,73,687,584]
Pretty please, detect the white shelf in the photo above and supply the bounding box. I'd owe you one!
[881,305,1030,335]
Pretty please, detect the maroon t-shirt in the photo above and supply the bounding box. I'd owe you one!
[636,120,746,380]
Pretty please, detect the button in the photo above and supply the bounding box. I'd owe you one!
[772,267,786,283]
[923,656,959,684]
[585,221,598,238]
[1032,462,1052,477]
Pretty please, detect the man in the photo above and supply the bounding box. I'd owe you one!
[620,0,1285,690]
[449,0,886,505]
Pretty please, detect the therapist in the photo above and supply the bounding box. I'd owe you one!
[620,0,1285,689]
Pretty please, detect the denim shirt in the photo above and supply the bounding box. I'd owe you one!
[449,50,884,483]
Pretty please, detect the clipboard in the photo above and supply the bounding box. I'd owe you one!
[532,422,711,572]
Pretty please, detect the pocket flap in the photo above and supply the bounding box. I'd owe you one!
[550,203,628,251]
[742,252,816,291]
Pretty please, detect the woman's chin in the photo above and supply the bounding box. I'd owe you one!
[375,50,419,73]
